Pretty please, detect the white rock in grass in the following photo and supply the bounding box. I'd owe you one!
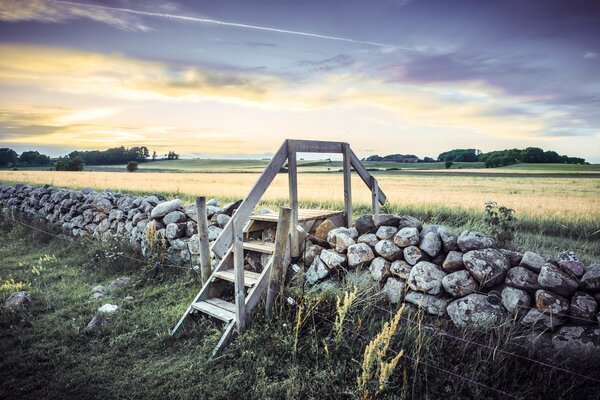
[98,304,119,314]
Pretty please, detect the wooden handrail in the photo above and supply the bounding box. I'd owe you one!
[348,148,387,205]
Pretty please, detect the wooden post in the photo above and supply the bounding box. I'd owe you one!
[233,224,246,331]
[265,207,292,319]
[342,143,352,227]
[287,142,299,258]
[196,197,212,284]
[371,177,380,214]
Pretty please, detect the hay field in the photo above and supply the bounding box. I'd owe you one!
[1,170,598,223]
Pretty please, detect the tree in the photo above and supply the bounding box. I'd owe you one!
[445,160,453,169]
[152,151,157,160]
[127,161,139,172]
[56,156,84,171]
[0,148,18,166]
[19,150,40,164]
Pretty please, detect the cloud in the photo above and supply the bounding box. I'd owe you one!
[584,52,598,59]
[0,0,150,31]
[296,54,356,72]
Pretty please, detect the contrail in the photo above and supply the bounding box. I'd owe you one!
[50,0,420,51]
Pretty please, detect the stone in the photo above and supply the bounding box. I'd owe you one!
[357,233,379,247]
[407,261,446,295]
[319,249,347,269]
[372,214,400,228]
[306,257,329,285]
[419,232,442,257]
[98,304,119,314]
[442,270,478,297]
[499,249,523,267]
[369,257,390,282]
[501,287,531,315]
[354,214,375,234]
[442,251,464,272]
[557,260,586,279]
[86,315,108,333]
[447,294,506,329]
[166,222,186,240]
[222,199,242,216]
[208,225,223,241]
[404,291,449,316]
[4,291,32,310]
[110,277,131,287]
[580,264,600,292]
[162,210,186,225]
[150,199,181,219]
[304,244,324,267]
[569,291,598,324]
[463,248,510,288]
[335,232,355,253]
[374,240,403,261]
[535,290,569,315]
[397,215,422,231]
[390,260,412,279]
[457,230,494,252]
[376,225,398,240]
[216,213,231,228]
[438,227,459,252]
[519,251,545,273]
[418,224,440,239]
[403,246,424,266]
[261,228,276,242]
[92,285,106,293]
[327,227,358,248]
[505,266,541,290]
[538,263,579,297]
[521,308,564,329]
[552,326,600,361]
[207,198,219,207]
[89,292,107,300]
[393,227,419,248]
[347,243,375,268]
[315,219,337,240]
[382,278,405,304]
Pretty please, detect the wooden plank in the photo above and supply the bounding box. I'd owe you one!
[212,321,236,357]
[342,143,352,228]
[205,298,237,314]
[288,139,344,153]
[250,209,344,223]
[211,140,289,258]
[191,299,235,322]
[348,148,387,205]
[287,141,299,258]
[266,207,292,319]
[213,269,260,287]
[371,176,380,214]
[243,240,275,254]
[196,196,212,285]
[233,224,246,331]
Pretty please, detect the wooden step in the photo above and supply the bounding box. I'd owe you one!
[213,269,261,287]
[250,209,344,223]
[243,240,275,254]
[191,298,236,322]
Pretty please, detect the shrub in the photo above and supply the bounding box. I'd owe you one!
[445,161,453,169]
[484,201,517,246]
[127,161,139,172]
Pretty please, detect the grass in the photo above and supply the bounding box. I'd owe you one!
[1,214,599,399]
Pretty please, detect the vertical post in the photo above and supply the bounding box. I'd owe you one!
[266,207,292,319]
[342,143,352,228]
[371,177,380,214]
[195,197,212,284]
[233,224,246,331]
[287,142,299,258]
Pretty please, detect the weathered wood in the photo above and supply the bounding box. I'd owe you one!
[266,207,292,319]
[212,321,236,357]
[287,141,299,258]
[211,140,289,258]
[348,148,387,205]
[242,240,275,254]
[288,139,344,153]
[191,299,236,322]
[342,143,352,228]
[195,197,212,285]
[233,224,246,331]
[213,269,260,287]
[371,176,380,214]
[250,209,344,223]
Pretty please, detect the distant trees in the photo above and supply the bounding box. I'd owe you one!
[0,148,18,166]
[69,146,150,165]
[55,156,84,171]
[445,161,453,169]
[127,161,139,172]
[437,149,479,162]
[479,147,585,168]
[152,151,157,160]
[19,151,51,165]
[364,154,419,163]
[166,151,180,160]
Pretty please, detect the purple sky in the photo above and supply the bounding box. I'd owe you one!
[0,0,599,161]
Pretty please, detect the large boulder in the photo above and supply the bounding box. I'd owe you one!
[319,249,347,269]
[407,261,446,295]
[150,199,181,219]
[569,291,598,324]
[393,227,419,248]
[580,264,600,292]
[442,251,464,272]
[347,243,375,268]
[372,214,400,228]
[354,214,375,234]
[519,251,545,273]
[376,225,398,240]
[535,290,569,315]
[381,278,405,304]
[315,219,337,241]
[374,240,402,261]
[447,294,506,329]
[4,291,32,311]
[457,230,494,252]
[404,291,449,316]
[557,251,586,278]
[538,263,579,297]
[463,248,510,288]
[397,215,422,231]
[505,266,541,290]
[306,257,330,285]
[442,270,478,298]
[419,232,442,258]
[357,233,379,247]
[403,246,425,266]
[369,257,390,282]
[501,287,531,315]
[163,210,186,225]
[327,227,358,248]
[304,243,324,267]
[438,227,459,252]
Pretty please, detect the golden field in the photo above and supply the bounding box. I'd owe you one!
[1,170,599,223]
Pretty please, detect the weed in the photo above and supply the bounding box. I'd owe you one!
[334,286,357,348]
[484,200,517,246]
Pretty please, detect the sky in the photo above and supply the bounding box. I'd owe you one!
[0,0,599,161]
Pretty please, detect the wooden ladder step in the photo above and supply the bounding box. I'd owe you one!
[191,298,236,322]
[213,269,261,287]
[243,240,275,254]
